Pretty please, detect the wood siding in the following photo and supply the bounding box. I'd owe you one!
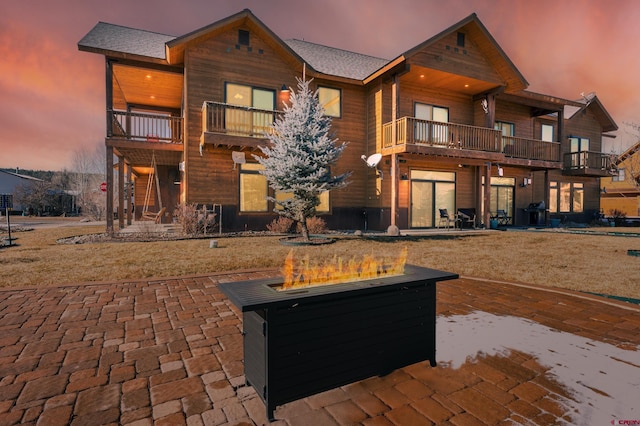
[183,25,368,214]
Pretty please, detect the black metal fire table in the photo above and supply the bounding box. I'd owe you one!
[219,264,458,421]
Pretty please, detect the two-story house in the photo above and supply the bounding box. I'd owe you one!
[78,9,617,233]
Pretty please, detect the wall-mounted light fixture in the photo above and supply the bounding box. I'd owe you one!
[497,164,504,176]
[281,84,289,92]
[400,174,409,180]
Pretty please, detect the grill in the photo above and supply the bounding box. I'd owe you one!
[219,265,458,421]
[525,201,546,226]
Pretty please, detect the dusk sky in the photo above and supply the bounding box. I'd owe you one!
[2,0,640,171]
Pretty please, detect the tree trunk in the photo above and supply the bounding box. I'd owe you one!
[299,219,310,241]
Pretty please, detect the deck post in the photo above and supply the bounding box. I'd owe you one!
[484,162,492,227]
[118,155,125,230]
[106,145,114,235]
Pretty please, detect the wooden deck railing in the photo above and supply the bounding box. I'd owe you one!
[382,117,561,162]
[108,110,183,143]
[501,136,560,162]
[202,102,283,138]
[563,151,612,171]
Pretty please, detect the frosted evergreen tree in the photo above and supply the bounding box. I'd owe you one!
[255,78,350,241]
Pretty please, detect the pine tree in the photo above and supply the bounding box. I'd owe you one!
[255,78,350,241]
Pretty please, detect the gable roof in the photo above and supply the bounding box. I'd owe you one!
[366,13,528,93]
[165,9,304,69]
[285,39,389,81]
[78,22,175,61]
[616,140,640,166]
[566,92,618,133]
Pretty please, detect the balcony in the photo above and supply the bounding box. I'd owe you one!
[108,110,183,144]
[382,117,561,164]
[563,151,616,177]
[201,102,283,149]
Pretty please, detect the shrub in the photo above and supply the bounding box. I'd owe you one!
[608,209,627,227]
[297,216,327,234]
[174,203,217,236]
[267,216,294,233]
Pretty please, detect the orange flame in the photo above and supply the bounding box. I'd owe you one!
[279,247,408,291]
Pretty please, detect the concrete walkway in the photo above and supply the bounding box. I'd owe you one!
[1,271,639,425]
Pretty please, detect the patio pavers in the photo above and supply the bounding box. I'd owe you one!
[0,271,638,425]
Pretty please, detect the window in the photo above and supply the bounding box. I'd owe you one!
[276,190,330,213]
[490,177,515,221]
[457,32,465,47]
[613,168,625,182]
[541,124,554,142]
[240,164,331,213]
[318,87,341,117]
[238,30,250,46]
[549,181,583,213]
[569,136,590,168]
[225,83,275,136]
[495,122,515,153]
[240,164,268,212]
[495,122,515,136]
[414,103,449,144]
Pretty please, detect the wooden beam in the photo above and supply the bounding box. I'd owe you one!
[106,145,114,235]
[118,155,125,230]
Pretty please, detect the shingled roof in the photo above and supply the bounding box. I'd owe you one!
[78,22,175,60]
[285,39,390,81]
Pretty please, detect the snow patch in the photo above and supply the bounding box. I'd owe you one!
[437,311,640,425]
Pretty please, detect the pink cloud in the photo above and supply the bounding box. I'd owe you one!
[2,0,639,170]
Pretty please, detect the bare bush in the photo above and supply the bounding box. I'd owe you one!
[297,216,327,234]
[267,216,294,233]
[174,204,217,236]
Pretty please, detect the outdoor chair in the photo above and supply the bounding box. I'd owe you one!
[437,208,460,230]
[456,208,476,229]
[491,209,511,225]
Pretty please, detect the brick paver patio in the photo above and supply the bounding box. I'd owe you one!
[1,270,638,425]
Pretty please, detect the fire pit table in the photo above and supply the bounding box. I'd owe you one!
[219,264,458,421]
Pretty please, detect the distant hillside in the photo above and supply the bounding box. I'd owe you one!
[0,168,55,181]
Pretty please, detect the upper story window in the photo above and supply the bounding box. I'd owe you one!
[541,124,554,142]
[494,121,515,137]
[225,83,275,136]
[457,32,465,47]
[613,168,625,182]
[238,30,250,46]
[415,103,449,144]
[569,136,590,152]
[317,87,341,117]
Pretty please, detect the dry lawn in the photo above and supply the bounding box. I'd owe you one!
[1,221,639,300]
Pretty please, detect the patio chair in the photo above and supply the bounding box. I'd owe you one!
[437,209,460,230]
[456,208,476,229]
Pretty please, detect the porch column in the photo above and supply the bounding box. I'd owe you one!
[544,170,550,226]
[126,164,132,226]
[475,166,483,228]
[390,75,398,228]
[484,163,492,227]
[106,145,114,235]
[118,155,125,230]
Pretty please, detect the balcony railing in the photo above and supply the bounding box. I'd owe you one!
[501,136,560,162]
[563,151,613,172]
[382,117,560,162]
[108,110,182,143]
[202,101,283,138]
